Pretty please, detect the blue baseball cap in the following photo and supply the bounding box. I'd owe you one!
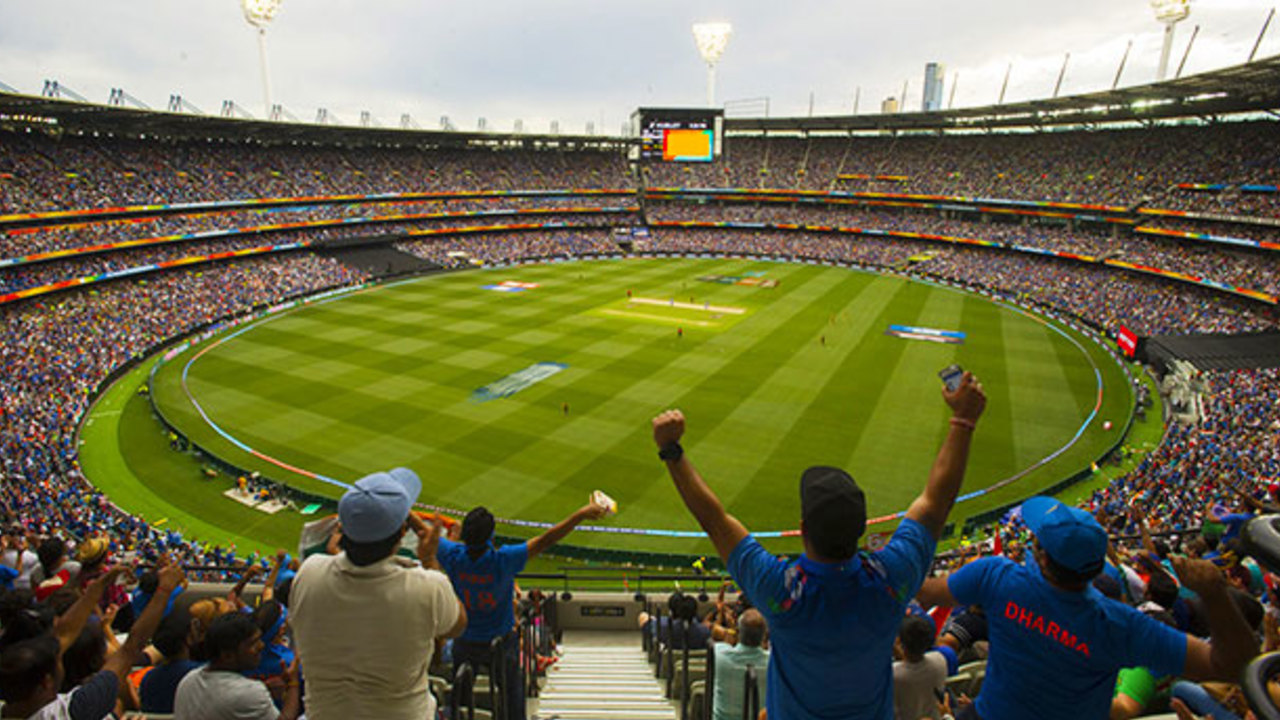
[1022,496,1107,576]
[338,468,422,543]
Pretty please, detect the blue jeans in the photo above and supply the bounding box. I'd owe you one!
[1171,680,1242,720]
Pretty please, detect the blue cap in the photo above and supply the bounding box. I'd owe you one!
[1022,496,1107,576]
[338,468,422,543]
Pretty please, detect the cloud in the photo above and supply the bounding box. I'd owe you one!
[0,0,1275,129]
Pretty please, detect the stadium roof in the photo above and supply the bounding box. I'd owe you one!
[726,55,1280,134]
[0,92,626,151]
[1,55,1278,147]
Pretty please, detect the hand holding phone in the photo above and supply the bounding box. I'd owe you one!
[939,364,964,392]
[940,366,986,424]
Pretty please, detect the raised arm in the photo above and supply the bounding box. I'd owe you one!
[54,565,128,653]
[276,659,303,720]
[905,372,987,539]
[409,513,445,571]
[227,563,263,609]
[1219,475,1276,513]
[103,564,186,682]
[526,502,608,560]
[652,410,749,564]
[1175,556,1259,682]
[260,549,287,603]
[1130,507,1158,557]
[916,575,958,609]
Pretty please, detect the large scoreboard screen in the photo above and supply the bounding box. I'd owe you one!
[632,108,724,163]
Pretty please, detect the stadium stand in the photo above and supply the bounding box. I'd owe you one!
[3,58,1280,717]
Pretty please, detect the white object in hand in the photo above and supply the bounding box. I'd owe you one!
[592,490,618,515]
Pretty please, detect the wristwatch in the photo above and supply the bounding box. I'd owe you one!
[658,442,684,462]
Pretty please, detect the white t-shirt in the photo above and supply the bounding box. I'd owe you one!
[174,668,277,720]
[30,559,81,589]
[25,670,118,720]
[892,651,948,720]
[1,549,39,590]
[290,552,461,720]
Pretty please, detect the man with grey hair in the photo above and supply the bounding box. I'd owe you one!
[712,608,770,720]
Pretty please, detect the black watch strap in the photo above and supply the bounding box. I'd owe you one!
[658,442,684,462]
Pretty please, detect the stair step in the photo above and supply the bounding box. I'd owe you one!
[555,667,653,673]
[532,702,675,712]
[542,681,660,686]
[533,636,679,720]
[543,689,665,697]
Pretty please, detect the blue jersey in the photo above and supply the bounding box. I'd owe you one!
[948,556,1188,720]
[437,538,528,643]
[130,585,184,620]
[728,518,935,720]
[0,564,17,591]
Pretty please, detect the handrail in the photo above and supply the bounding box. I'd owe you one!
[744,666,761,720]
[705,642,717,720]
[451,661,476,720]
[489,636,507,720]
[680,621,693,720]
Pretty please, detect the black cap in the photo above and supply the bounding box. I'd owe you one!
[462,507,496,548]
[800,466,866,561]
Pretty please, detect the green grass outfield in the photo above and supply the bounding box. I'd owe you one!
[89,258,1134,558]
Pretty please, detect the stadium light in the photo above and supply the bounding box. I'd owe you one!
[692,22,733,108]
[241,0,284,117]
[1151,0,1191,81]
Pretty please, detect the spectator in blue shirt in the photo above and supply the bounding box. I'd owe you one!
[436,499,610,720]
[129,569,185,624]
[637,591,713,650]
[917,496,1259,720]
[139,606,204,714]
[652,371,987,720]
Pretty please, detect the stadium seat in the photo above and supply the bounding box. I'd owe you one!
[687,679,707,720]
[944,672,974,697]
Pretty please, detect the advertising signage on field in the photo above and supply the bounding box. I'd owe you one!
[1117,325,1138,358]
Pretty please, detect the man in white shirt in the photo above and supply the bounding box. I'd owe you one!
[290,467,467,720]
[1,528,38,590]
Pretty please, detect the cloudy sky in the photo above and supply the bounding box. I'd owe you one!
[1,1,1276,135]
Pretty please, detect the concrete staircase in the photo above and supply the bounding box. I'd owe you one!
[534,638,677,720]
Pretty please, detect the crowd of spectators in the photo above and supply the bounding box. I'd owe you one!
[0,213,632,296]
[1137,216,1280,244]
[2,122,1280,718]
[0,234,1274,718]
[909,367,1280,719]
[397,230,619,267]
[644,227,1276,336]
[0,253,366,587]
[0,132,631,213]
[0,196,636,261]
[5,122,1280,221]
[647,201,1280,297]
[7,192,1279,313]
[641,121,1280,218]
[1082,368,1280,537]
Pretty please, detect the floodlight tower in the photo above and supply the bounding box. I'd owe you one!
[241,0,283,117]
[1151,0,1191,81]
[692,22,733,107]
